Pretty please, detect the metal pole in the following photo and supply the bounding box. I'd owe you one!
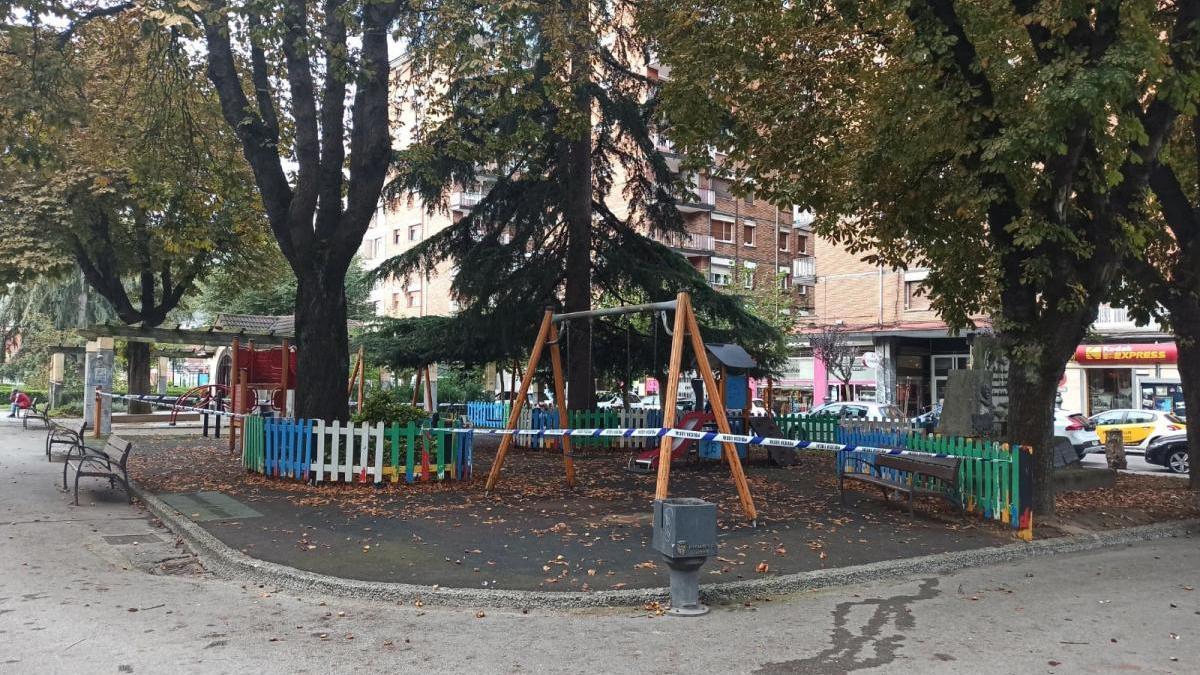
[552,300,678,323]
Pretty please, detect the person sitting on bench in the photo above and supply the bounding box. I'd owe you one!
[8,389,31,417]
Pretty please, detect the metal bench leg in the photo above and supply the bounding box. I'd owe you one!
[73,470,83,506]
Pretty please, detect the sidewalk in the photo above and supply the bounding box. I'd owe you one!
[3,416,1199,673]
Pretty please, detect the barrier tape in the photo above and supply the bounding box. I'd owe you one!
[420,426,1014,462]
[95,391,247,419]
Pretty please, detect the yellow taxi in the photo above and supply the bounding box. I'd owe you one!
[1089,409,1187,449]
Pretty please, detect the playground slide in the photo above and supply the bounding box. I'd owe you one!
[629,411,711,473]
[749,415,798,467]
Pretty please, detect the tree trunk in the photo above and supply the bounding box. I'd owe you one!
[294,267,350,422]
[126,341,152,415]
[561,17,594,412]
[1004,349,1068,517]
[1172,318,1200,490]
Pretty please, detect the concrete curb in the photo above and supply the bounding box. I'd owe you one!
[132,481,1198,610]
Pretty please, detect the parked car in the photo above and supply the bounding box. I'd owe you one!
[1144,433,1191,474]
[1053,410,1101,459]
[911,404,942,433]
[1089,409,1187,451]
[809,402,905,419]
[596,393,628,409]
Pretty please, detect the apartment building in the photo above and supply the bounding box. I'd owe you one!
[779,232,1182,418]
[364,55,814,323]
[774,233,989,415]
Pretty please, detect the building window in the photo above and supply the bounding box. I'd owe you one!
[708,265,731,286]
[742,222,756,246]
[777,232,789,252]
[904,280,932,311]
[406,291,420,308]
[408,224,421,241]
[796,234,808,254]
[391,293,400,309]
[744,190,755,205]
[711,220,734,243]
[393,229,402,245]
[742,269,754,289]
[712,177,733,199]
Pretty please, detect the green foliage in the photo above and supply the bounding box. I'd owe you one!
[353,389,427,426]
[48,403,83,419]
[374,0,784,381]
[436,366,487,403]
[0,15,270,327]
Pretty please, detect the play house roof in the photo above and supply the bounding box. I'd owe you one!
[704,343,757,370]
[213,313,296,336]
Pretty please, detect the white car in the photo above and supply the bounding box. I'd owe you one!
[809,402,905,419]
[1053,410,1101,458]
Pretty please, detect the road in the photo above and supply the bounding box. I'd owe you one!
[2,418,1197,674]
[1080,450,1186,477]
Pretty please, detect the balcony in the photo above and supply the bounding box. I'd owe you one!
[449,190,486,211]
[792,255,816,283]
[653,231,716,255]
[676,187,716,213]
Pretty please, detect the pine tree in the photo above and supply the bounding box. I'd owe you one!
[376,0,781,409]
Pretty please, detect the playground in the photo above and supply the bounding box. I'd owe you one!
[128,432,1009,591]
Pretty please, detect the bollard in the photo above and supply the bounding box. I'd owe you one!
[652,498,718,616]
[93,387,102,438]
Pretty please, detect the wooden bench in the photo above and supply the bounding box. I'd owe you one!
[22,398,50,430]
[46,420,87,462]
[838,451,962,516]
[65,434,134,506]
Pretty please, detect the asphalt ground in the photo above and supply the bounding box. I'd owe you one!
[127,433,1009,592]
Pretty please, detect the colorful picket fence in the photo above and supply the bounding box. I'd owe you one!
[836,427,1032,535]
[776,413,840,443]
[241,415,474,485]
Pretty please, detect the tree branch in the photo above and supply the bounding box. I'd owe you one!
[200,0,296,262]
[316,0,348,238]
[281,0,321,251]
[339,0,396,258]
[57,2,135,47]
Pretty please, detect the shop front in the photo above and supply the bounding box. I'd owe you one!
[1060,342,1181,416]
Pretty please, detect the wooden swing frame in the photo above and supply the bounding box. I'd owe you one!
[483,291,758,522]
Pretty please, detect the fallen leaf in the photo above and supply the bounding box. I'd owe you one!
[475,610,486,618]
[756,562,769,573]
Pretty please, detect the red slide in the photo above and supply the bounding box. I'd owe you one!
[627,411,714,474]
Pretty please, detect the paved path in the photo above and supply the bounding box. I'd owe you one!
[2,419,1197,674]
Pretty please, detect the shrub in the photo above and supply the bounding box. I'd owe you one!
[48,403,84,418]
[354,388,427,426]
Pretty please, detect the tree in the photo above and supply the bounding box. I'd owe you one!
[377,0,781,409]
[809,324,855,403]
[0,14,266,410]
[1123,114,1200,489]
[650,1,1200,514]
[186,0,401,421]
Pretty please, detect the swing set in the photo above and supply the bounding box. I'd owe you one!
[485,291,758,522]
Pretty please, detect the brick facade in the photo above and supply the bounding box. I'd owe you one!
[809,234,939,329]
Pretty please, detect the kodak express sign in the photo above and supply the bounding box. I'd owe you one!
[1074,343,1177,365]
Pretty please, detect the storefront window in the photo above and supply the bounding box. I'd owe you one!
[1086,368,1133,415]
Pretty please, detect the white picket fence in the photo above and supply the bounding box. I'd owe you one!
[311,419,387,484]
